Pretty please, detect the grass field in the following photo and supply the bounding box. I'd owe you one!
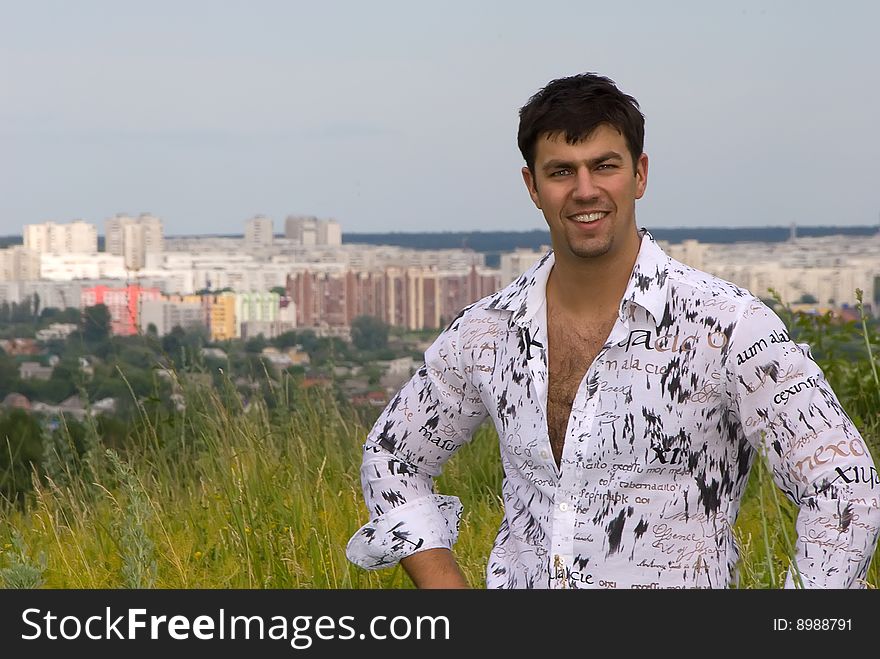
[0,376,876,589]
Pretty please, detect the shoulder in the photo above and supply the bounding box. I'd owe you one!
[659,257,788,353]
[436,295,513,356]
[660,255,784,328]
[444,282,524,334]
[665,256,759,309]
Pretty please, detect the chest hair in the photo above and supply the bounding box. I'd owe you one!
[546,312,617,467]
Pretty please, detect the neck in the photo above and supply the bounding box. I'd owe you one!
[547,228,642,318]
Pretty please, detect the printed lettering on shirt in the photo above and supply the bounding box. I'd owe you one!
[772,375,820,404]
[802,510,879,534]
[742,301,768,318]
[617,329,730,353]
[738,360,804,395]
[832,465,880,489]
[461,321,506,351]
[736,337,768,365]
[604,355,670,375]
[686,372,724,403]
[801,529,866,558]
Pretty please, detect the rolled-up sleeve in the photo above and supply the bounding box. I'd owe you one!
[346,313,489,570]
[727,299,880,588]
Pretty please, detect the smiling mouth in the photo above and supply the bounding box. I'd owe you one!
[569,211,609,224]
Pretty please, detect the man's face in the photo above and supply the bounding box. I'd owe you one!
[522,124,648,263]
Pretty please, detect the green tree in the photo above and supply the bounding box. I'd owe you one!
[10,296,36,323]
[44,360,79,403]
[82,304,112,343]
[0,409,44,502]
[245,335,268,354]
[87,371,131,402]
[363,363,383,386]
[351,315,389,352]
[308,337,351,366]
[40,307,63,321]
[271,330,300,350]
[157,325,209,371]
[295,330,319,354]
[116,341,156,370]
[0,348,18,398]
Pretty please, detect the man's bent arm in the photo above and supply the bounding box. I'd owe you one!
[346,308,489,575]
[401,548,470,589]
[728,298,880,587]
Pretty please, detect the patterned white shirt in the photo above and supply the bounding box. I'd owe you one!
[346,229,880,588]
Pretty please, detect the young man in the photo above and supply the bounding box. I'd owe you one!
[346,73,880,588]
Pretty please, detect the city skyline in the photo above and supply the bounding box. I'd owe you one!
[4,218,879,242]
[2,1,878,235]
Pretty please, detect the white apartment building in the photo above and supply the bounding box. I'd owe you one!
[163,236,244,252]
[285,216,341,246]
[139,299,207,336]
[23,220,97,254]
[105,213,164,270]
[660,233,880,308]
[712,263,876,308]
[0,281,84,309]
[245,215,274,249]
[343,245,484,271]
[500,247,550,285]
[39,253,128,280]
[0,246,41,281]
[285,215,317,245]
[657,239,708,272]
[35,323,78,341]
[104,214,126,256]
[139,251,290,294]
[162,238,486,273]
[318,219,342,246]
[204,267,288,294]
[234,291,280,338]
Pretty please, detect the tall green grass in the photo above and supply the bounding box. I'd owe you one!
[0,374,876,589]
[2,378,401,588]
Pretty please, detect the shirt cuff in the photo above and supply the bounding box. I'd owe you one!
[346,494,463,570]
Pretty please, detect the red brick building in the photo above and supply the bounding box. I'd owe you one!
[286,266,500,331]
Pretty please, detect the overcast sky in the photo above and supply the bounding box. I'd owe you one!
[1,1,878,237]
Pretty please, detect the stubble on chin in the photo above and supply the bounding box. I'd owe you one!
[569,242,612,259]
[564,228,614,260]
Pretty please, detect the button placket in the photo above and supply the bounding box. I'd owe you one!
[550,484,576,589]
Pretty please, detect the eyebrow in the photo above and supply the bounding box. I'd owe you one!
[541,151,624,172]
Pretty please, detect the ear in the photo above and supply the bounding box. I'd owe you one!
[635,153,648,199]
[521,166,541,209]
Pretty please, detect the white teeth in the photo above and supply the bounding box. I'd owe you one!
[572,212,607,223]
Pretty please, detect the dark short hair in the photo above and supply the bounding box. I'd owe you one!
[517,73,645,173]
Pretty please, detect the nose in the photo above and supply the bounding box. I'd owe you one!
[571,167,600,202]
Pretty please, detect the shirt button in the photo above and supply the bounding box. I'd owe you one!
[540,450,549,459]
[559,502,569,512]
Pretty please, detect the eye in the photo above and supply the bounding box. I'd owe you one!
[549,168,572,177]
[596,163,618,171]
